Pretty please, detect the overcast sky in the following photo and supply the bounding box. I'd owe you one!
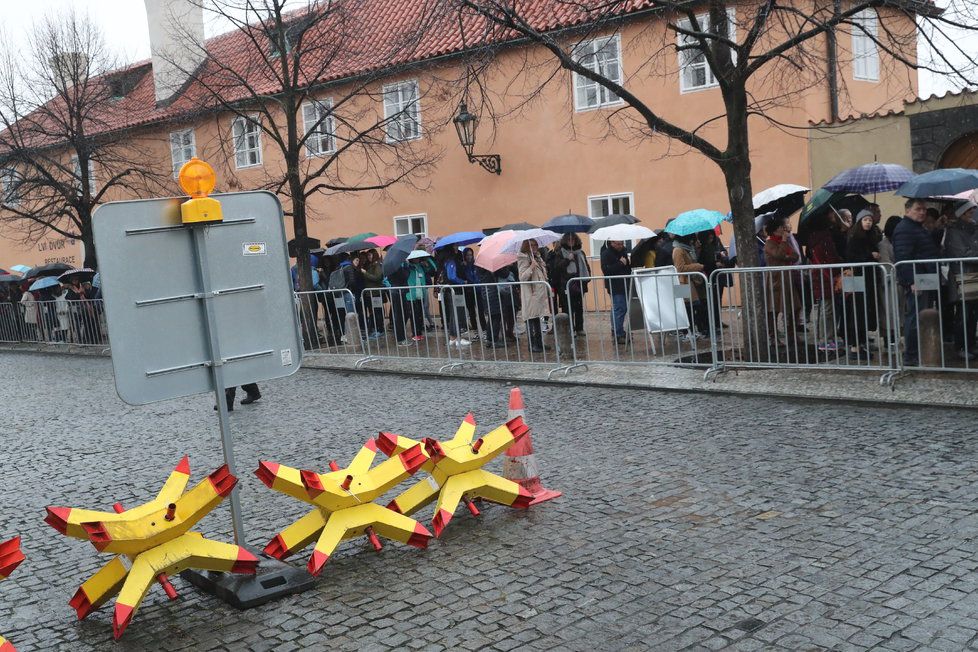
[3,0,976,99]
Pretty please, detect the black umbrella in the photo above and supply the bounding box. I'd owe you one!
[497,222,538,231]
[287,236,321,258]
[542,213,594,234]
[896,168,978,198]
[325,237,348,247]
[382,234,420,277]
[23,263,73,280]
[0,274,21,283]
[588,214,639,234]
[337,240,376,255]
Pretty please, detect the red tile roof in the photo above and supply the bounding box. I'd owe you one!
[2,0,937,144]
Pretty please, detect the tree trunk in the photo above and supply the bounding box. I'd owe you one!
[290,179,321,349]
[720,91,769,362]
[80,212,98,270]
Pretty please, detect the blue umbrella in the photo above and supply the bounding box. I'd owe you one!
[28,276,60,292]
[434,231,485,249]
[896,168,978,198]
[542,213,594,234]
[822,162,915,194]
[664,209,726,237]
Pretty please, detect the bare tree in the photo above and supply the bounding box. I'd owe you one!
[0,10,170,269]
[447,0,977,350]
[164,0,448,293]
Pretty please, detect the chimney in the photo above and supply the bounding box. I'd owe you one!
[143,0,206,104]
[49,52,89,86]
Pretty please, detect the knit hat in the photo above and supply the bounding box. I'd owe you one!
[955,200,977,218]
[856,208,874,222]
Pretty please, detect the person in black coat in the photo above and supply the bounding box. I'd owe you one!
[892,198,942,365]
[600,240,632,342]
[843,211,881,356]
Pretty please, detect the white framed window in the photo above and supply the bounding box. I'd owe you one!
[677,9,736,93]
[1,168,19,206]
[169,128,196,177]
[383,80,421,143]
[394,213,427,237]
[302,99,336,157]
[852,9,879,82]
[572,35,623,111]
[70,155,96,196]
[588,192,634,257]
[232,114,263,168]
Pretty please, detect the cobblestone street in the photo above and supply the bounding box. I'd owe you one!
[3,352,978,651]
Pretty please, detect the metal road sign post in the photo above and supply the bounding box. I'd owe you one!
[92,189,314,608]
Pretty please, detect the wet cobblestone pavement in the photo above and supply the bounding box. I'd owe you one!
[3,352,978,651]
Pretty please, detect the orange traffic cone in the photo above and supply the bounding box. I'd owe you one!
[502,387,561,505]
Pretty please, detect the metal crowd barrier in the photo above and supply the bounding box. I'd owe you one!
[2,299,108,347]
[707,262,898,378]
[437,280,561,371]
[7,259,978,387]
[294,289,364,357]
[0,302,21,342]
[554,268,717,376]
[888,256,978,380]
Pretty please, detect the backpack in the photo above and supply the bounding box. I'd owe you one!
[327,267,350,291]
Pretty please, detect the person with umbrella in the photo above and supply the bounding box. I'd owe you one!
[672,234,708,338]
[517,239,551,353]
[764,218,803,361]
[940,200,978,361]
[600,240,632,344]
[549,233,590,336]
[19,281,40,341]
[63,270,98,344]
[804,212,845,352]
[843,210,883,358]
[893,199,942,366]
[435,245,470,348]
[405,250,436,342]
[361,249,386,339]
[461,247,486,337]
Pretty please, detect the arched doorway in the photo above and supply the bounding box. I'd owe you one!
[939,132,978,169]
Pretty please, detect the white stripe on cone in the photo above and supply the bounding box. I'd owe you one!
[503,387,561,504]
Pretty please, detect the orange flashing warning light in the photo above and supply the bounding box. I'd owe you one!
[178,158,222,224]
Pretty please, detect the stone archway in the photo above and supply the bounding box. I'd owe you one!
[910,102,978,172]
[939,132,978,169]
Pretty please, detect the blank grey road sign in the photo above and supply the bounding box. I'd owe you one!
[93,191,302,405]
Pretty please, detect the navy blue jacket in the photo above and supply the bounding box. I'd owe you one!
[600,246,632,295]
[892,216,941,286]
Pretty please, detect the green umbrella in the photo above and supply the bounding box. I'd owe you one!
[799,189,869,226]
[347,232,378,242]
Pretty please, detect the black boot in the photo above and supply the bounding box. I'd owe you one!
[214,388,235,412]
[529,319,545,353]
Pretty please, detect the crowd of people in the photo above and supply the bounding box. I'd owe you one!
[291,230,734,352]
[5,195,977,369]
[0,276,103,345]
[758,197,978,365]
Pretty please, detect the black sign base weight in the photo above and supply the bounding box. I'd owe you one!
[181,547,315,609]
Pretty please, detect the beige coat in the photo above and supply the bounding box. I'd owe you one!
[517,252,552,320]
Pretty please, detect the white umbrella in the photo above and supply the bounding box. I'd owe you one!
[590,224,658,241]
[752,183,809,207]
[499,228,561,254]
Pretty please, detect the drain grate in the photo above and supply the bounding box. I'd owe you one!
[734,618,766,633]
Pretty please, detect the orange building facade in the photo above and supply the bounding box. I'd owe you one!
[0,4,920,268]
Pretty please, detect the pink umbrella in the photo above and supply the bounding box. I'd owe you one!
[365,235,397,248]
[475,230,518,272]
